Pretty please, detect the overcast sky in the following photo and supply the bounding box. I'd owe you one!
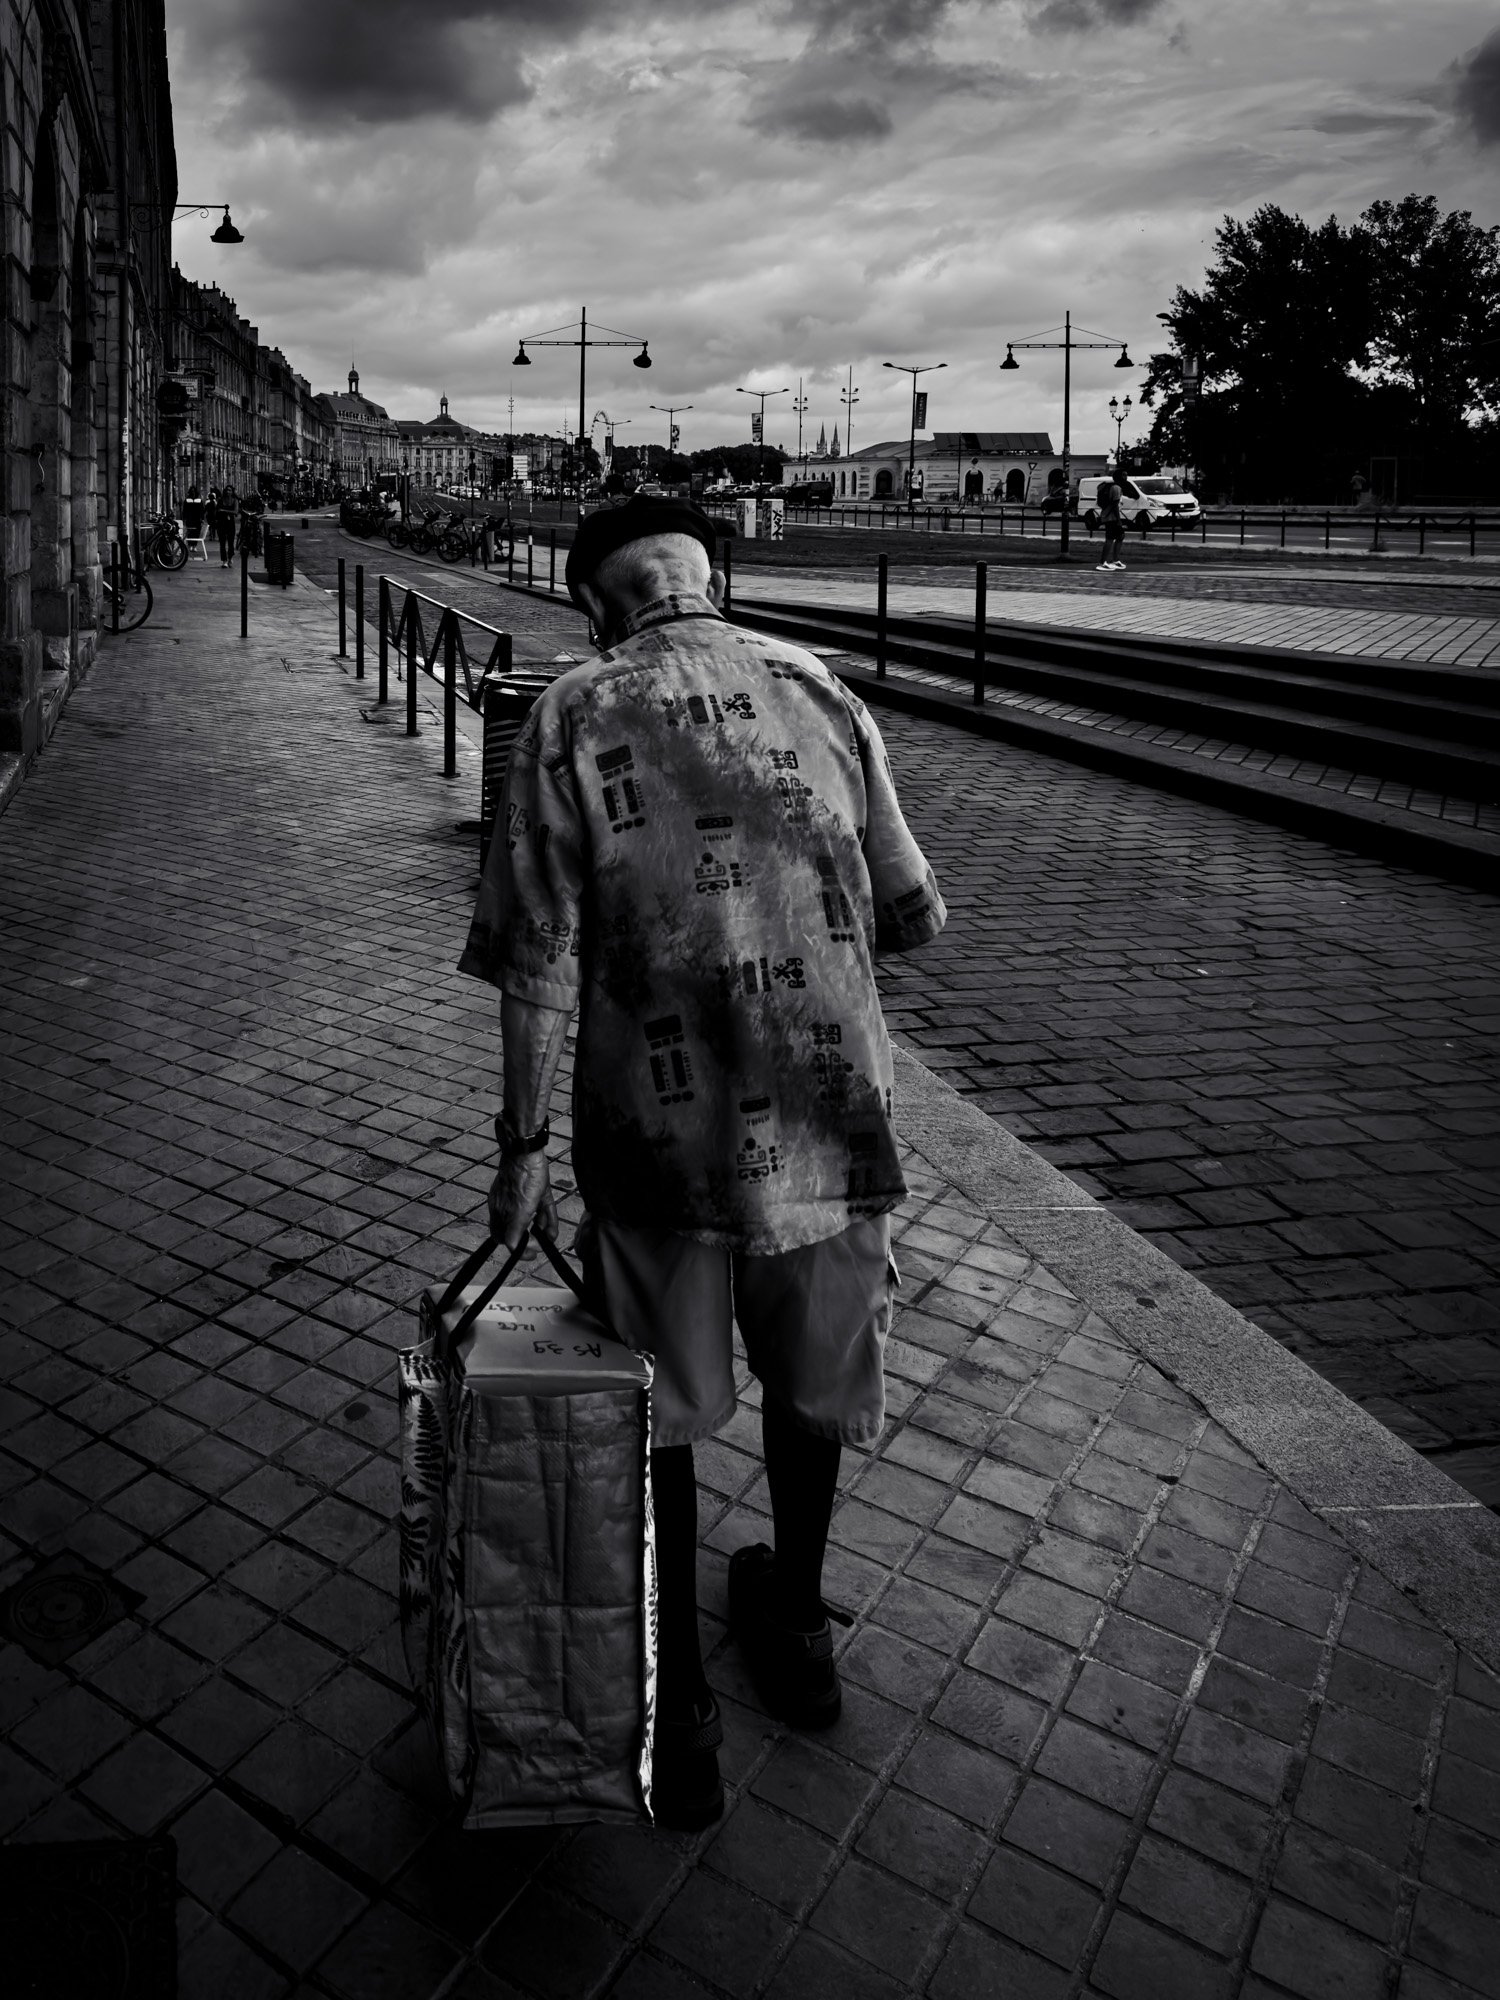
[166,0,1500,460]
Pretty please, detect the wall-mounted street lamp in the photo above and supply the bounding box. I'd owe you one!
[511,309,651,495]
[999,312,1133,558]
[883,359,946,508]
[134,201,244,242]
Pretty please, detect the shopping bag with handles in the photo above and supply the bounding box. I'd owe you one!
[398,1228,656,1827]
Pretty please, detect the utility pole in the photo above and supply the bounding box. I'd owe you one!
[736,384,789,485]
[882,359,946,509]
[841,366,860,458]
[649,403,693,477]
[792,378,808,468]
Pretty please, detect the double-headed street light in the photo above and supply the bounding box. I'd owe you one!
[883,360,946,507]
[737,384,788,485]
[1000,312,1133,558]
[1109,394,1133,457]
[511,309,652,494]
[649,403,692,473]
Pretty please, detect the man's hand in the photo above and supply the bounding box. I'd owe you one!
[487,1149,558,1250]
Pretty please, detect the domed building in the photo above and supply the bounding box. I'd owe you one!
[395,395,511,493]
[316,367,402,487]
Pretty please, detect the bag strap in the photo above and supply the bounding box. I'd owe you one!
[434,1227,589,1360]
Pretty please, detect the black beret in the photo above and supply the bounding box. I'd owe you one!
[565,496,717,607]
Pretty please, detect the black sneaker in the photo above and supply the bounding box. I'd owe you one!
[651,1692,724,1830]
[728,1543,841,1729]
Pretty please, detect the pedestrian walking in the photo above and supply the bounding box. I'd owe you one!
[460,495,946,1829]
[1098,470,1126,571]
[211,484,238,566]
[239,484,265,558]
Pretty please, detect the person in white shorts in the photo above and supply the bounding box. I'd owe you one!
[461,496,946,1827]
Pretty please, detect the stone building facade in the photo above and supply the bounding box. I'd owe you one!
[1,0,175,773]
[394,395,511,492]
[317,369,402,489]
[167,273,334,496]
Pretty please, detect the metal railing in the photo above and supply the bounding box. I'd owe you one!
[336,561,552,860]
[715,499,1500,556]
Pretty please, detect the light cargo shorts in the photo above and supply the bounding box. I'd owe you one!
[575,1213,897,1450]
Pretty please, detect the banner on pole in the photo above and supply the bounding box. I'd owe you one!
[913,392,927,429]
[751,413,763,443]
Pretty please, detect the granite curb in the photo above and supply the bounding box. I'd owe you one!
[891,1043,1500,1673]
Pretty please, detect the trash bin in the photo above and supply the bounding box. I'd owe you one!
[264,529,295,587]
[480,673,553,865]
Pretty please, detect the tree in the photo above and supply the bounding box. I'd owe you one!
[1141,203,1379,500]
[1143,195,1500,501]
[1357,195,1500,432]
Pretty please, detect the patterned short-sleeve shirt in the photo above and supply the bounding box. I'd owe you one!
[458,595,946,1254]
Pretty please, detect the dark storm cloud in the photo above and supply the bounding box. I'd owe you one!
[747,92,894,144]
[1452,24,1500,145]
[190,0,692,126]
[1030,0,1166,31]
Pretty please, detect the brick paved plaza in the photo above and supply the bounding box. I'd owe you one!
[2,563,1499,1998]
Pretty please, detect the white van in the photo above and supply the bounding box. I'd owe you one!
[1077,474,1202,531]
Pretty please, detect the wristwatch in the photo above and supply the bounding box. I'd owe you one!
[496,1113,549,1158]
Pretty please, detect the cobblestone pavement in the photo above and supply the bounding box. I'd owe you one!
[735,569,1500,671]
[5,565,1500,1998]
[293,531,1500,1494]
[869,712,1500,1507]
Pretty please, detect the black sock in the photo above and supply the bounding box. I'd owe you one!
[762,1399,841,1629]
[651,1444,709,1717]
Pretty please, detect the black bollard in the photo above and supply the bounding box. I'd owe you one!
[355,566,365,679]
[406,597,418,736]
[549,531,556,595]
[876,553,888,679]
[443,616,457,779]
[972,562,987,706]
[338,558,347,654]
[111,540,120,634]
[378,576,390,704]
[240,540,249,638]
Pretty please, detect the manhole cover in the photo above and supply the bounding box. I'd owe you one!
[0,1553,143,1666]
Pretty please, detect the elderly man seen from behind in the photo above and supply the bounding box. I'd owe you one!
[459,495,946,1830]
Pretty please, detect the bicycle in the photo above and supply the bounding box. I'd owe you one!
[142,511,188,570]
[101,548,154,631]
[409,508,456,557]
[436,512,509,564]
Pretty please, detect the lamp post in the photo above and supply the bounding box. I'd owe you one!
[511,310,652,497]
[737,385,788,486]
[840,367,860,458]
[649,404,692,481]
[1108,394,1133,459]
[1000,312,1133,558]
[883,360,946,508]
[134,201,245,243]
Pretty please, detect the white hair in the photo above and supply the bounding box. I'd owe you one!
[590,531,712,609]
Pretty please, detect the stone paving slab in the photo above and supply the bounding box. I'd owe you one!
[734,569,1500,672]
[5,565,1498,1999]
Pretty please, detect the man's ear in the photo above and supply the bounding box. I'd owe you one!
[575,578,608,639]
[707,567,727,609]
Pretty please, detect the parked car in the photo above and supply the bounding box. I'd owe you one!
[1077,473,1201,531]
[785,480,835,507]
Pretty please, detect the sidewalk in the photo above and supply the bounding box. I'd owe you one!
[2,562,1498,2000]
[734,569,1500,672]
